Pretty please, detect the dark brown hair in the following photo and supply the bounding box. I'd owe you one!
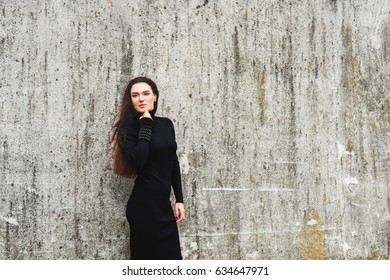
[111,77,159,177]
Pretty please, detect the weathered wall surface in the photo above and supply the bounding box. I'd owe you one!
[0,0,389,259]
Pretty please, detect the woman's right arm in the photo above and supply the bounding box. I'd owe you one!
[120,118,153,172]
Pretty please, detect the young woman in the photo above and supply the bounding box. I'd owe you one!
[112,77,185,260]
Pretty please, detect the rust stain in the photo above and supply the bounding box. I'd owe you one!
[346,139,353,152]
[299,208,325,260]
[257,70,266,125]
[367,255,388,260]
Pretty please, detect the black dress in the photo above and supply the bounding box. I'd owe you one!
[120,117,183,260]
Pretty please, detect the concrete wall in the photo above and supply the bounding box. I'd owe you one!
[0,0,389,259]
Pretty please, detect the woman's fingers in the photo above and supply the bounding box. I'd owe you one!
[175,203,185,223]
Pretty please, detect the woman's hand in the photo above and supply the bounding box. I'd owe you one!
[140,110,152,119]
[174,203,185,223]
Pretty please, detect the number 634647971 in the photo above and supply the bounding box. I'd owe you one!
[215,266,269,276]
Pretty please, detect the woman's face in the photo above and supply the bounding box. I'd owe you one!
[130,82,157,113]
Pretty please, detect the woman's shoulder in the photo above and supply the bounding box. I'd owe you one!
[155,116,175,127]
[155,117,177,137]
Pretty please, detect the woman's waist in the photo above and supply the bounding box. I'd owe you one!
[135,172,171,187]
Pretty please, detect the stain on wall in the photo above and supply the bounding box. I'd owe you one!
[300,208,325,260]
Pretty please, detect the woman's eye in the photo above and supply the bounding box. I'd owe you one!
[131,94,138,98]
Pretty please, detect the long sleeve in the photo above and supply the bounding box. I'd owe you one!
[120,118,153,172]
[170,120,183,203]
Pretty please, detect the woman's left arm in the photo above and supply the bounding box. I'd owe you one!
[173,153,185,223]
[170,120,185,223]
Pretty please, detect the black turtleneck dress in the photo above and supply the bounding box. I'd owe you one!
[120,116,183,260]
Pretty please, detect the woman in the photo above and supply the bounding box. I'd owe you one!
[112,77,185,260]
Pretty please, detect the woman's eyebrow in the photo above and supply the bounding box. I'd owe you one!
[131,90,151,94]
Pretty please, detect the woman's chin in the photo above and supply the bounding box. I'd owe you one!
[136,108,147,113]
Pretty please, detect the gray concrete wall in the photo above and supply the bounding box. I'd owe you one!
[0,0,389,259]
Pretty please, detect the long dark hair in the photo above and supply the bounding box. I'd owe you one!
[111,77,159,178]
